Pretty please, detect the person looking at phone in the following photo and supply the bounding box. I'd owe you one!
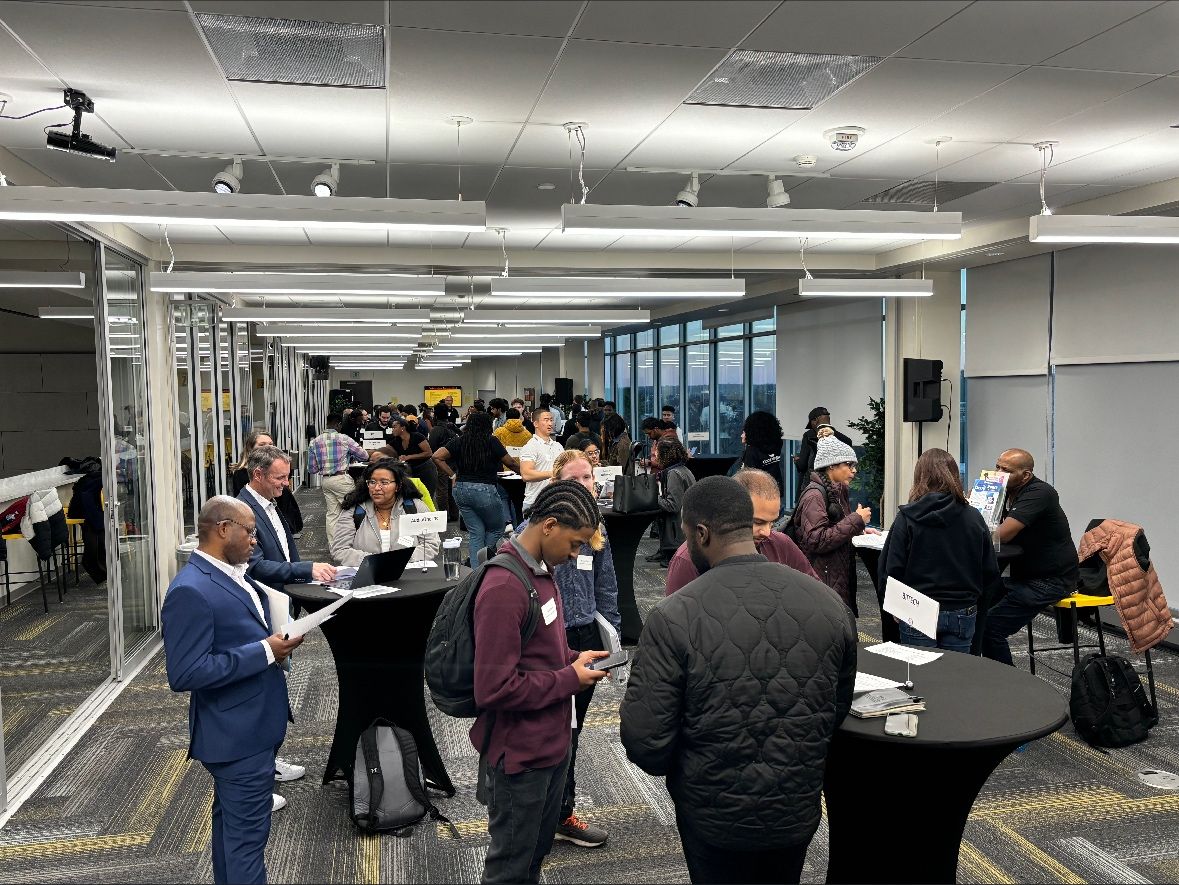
[472,480,610,884]
[621,476,856,885]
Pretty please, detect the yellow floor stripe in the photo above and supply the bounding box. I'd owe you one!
[990,822,1085,884]
[437,802,653,841]
[13,615,64,641]
[0,832,153,860]
[128,749,190,831]
[357,833,380,884]
[959,839,1015,885]
[182,791,214,853]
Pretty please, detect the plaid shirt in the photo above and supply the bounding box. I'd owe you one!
[307,430,367,476]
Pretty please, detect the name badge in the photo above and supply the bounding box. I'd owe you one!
[395,510,447,537]
[576,554,593,571]
[541,597,557,626]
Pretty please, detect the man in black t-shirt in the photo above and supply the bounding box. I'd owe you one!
[981,448,1079,666]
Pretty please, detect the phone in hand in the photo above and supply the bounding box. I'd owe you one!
[883,712,918,738]
[587,651,629,672]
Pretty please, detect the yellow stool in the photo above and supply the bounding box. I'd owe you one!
[1027,592,1157,709]
[2,531,61,612]
[66,517,85,585]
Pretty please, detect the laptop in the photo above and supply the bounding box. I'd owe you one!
[327,547,416,591]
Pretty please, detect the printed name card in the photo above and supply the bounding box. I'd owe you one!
[593,466,623,483]
[505,446,524,459]
[883,577,940,640]
[396,510,447,537]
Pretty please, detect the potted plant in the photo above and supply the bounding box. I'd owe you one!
[847,396,885,523]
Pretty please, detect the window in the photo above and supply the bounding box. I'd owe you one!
[716,337,745,455]
[604,356,613,404]
[685,343,710,454]
[716,323,744,339]
[686,320,707,342]
[752,316,775,333]
[615,352,632,429]
[751,335,776,414]
[605,336,614,355]
[615,333,633,352]
[636,329,654,349]
[635,348,655,424]
[659,347,681,421]
[659,324,681,346]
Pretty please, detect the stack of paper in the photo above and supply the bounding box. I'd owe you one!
[352,585,399,599]
[850,687,926,719]
[282,591,353,640]
[852,532,888,551]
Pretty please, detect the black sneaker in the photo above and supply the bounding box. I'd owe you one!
[555,813,608,848]
[644,552,663,562]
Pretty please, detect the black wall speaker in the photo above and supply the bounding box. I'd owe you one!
[903,358,943,422]
[554,377,574,406]
[309,355,330,380]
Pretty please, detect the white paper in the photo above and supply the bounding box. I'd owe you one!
[283,591,353,639]
[854,672,903,694]
[263,587,291,635]
[497,472,522,480]
[396,510,447,538]
[852,532,888,550]
[593,466,622,484]
[883,577,940,640]
[864,641,943,666]
[576,554,593,571]
[505,446,524,459]
[541,597,557,625]
[352,585,399,599]
[407,559,438,569]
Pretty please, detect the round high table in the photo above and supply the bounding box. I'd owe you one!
[285,568,470,796]
[599,504,663,643]
[824,642,1067,884]
[685,454,736,481]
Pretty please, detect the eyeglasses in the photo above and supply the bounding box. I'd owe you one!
[842,462,858,469]
[218,519,257,538]
[366,479,398,488]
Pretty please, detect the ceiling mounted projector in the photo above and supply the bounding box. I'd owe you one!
[212,159,243,194]
[311,163,339,197]
[45,89,116,162]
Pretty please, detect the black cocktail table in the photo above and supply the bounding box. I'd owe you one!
[599,504,662,643]
[285,568,471,796]
[825,642,1067,883]
[686,454,736,481]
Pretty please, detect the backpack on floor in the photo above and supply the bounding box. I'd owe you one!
[1069,653,1158,748]
[350,719,458,837]
[424,553,541,718]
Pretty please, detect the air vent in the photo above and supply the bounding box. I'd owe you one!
[862,180,993,206]
[685,50,881,110]
[196,13,385,87]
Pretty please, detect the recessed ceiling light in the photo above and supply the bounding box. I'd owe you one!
[987,251,1005,257]
[536,182,556,191]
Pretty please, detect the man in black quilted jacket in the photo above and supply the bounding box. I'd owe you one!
[620,475,857,884]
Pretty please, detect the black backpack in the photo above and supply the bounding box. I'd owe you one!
[425,553,541,718]
[1069,653,1158,748]
[350,718,458,837]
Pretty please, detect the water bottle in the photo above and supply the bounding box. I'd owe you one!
[443,536,463,581]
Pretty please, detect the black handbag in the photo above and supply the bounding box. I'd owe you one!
[613,473,659,513]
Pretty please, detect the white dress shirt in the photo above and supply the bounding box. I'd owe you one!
[192,549,276,665]
[245,484,291,561]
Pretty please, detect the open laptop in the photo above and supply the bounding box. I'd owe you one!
[327,547,416,591]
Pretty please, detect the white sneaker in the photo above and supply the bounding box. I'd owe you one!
[272,793,288,812]
[274,758,305,782]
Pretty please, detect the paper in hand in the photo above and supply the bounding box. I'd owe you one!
[283,590,353,640]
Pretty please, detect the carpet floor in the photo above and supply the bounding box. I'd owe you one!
[3,489,1179,883]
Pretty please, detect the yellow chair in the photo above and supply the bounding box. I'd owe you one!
[1027,592,1157,709]
[2,531,61,612]
[66,517,85,584]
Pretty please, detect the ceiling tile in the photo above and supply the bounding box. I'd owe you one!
[606,234,696,251]
[388,1,581,37]
[626,105,806,169]
[744,1,969,56]
[1045,3,1179,74]
[270,160,387,199]
[463,230,549,250]
[387,163,497,201]
[304,228,391,246]
[574,1,778,48]
[1025,130,1179,187]
[485,166,596,229]
[505,123,643,169]
[189,1,387,24]
[233,83,387,162]
[782,176,907,208]
[220,228,313,246]
[389,119,520,166]
[128,222,231,244]
[899,1,1156,65]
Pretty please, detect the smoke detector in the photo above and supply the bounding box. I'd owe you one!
[823,126,866,152]
[794,155,818,168]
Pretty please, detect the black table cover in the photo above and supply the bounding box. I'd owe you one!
[686,454,737,481]
[285,568,471,796]
[825,642,1067,883]
[497,474,525,525]
[600,504,662,643]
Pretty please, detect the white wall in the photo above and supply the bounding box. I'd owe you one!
[329,366,477,408]
[586,338,605,399]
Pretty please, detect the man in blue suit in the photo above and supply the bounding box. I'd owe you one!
[239,445,336,588]
[163,496,303,885]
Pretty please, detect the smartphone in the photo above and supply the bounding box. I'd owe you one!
[884,712,918,738]
[588,651,630,672]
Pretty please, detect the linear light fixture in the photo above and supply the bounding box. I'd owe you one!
[222,308,431,324]
[439,309,649,326]
[256,325,423,337]
[276,335,423,344]
[0,186,487,232]
[1029,214,1179,244]
[0,271,86,289]
[448,327,600,338]
[562,203,961,240]
[490,277,744,299]
[798,278,933,298]
[150,271,445,296]
[37,306,94,319]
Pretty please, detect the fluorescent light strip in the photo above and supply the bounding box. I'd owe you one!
[798,278,933,298]
[449,326,601,338]
[562,203,961,240]
[223,308,430,324]
[490,277,743,299]
[256,325,424,337]
[1029,214,1179,244]
[0,271,86,289]
[437,309,650,325]
[150,272,445,296]
[0,186,487,232]
[279,336,423,344]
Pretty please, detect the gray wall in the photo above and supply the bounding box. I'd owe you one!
[0,353,101,477]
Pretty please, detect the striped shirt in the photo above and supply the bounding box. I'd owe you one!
[307,430,367,476]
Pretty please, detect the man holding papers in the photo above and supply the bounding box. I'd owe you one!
[162,497,301,885]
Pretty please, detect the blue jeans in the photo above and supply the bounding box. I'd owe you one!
[982,576,1072,666]
[897,606,977,654]
[454,481,508,567]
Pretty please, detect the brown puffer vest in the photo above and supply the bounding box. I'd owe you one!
[1077,520,1171,653]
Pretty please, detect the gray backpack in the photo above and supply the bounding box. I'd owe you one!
[350,719,458,837]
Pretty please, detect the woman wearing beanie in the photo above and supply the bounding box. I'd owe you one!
[794,406,854,500]
[793,434,873,613]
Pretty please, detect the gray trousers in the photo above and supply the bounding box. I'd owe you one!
[320,473,355,523]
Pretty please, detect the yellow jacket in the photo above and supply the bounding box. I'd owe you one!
[493,419,533,448]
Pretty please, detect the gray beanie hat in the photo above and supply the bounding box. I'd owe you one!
[814,434,857,470]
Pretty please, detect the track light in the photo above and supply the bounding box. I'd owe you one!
[673,173,700,208]
[212,159,243,195]
[311,163,339,197]
[45,89,116,162]
[766,176,790,209]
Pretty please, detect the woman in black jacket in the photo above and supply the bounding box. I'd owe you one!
[877,448,1002,653]
[739,410,785,499]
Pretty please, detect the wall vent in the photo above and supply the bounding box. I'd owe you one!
[685,50,881,110]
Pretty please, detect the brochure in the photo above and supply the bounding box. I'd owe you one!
[968,469,1010,527]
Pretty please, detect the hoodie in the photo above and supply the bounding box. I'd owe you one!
[493,418,533,448]
[877,492,1002,611]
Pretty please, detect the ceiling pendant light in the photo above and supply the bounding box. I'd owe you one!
[213,159,243,194]
[311,163,340,197]
[151,271,444,296]
[0,271,86,288]
[798,278,933,298]
[490,277,743,300]
[1030,214,1179,244]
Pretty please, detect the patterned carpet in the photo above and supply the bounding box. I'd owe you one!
[3,489,1179,883]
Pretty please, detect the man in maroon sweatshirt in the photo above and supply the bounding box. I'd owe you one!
[471,479,610,884]
[665,469,820,595]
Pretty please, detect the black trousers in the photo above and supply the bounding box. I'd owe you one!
[676,806,813,885]
[481,750,570,885]
[563,622,599,819]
